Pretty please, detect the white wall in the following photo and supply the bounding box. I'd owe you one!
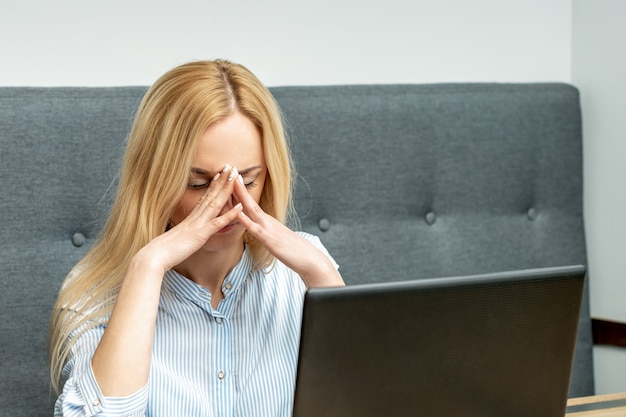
[6,0,625,396]
[1,0,570,86]
[572,0,626,396]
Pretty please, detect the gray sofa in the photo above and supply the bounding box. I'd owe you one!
[0,83,592,416]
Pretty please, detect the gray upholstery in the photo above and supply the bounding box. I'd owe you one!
[0,83,592,416]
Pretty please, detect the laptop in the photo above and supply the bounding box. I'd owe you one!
[292,265,585,417]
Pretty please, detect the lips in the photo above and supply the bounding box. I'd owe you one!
[217,222,238,234]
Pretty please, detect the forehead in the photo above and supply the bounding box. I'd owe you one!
[193,112,265,171]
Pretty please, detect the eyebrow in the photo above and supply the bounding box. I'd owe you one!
[190,165,263,176]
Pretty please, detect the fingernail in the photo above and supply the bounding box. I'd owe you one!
[228,167,238,182]
[238,174,244,185]
[234,203,243,210]
[222,163,231,174]
[212,172,221,182]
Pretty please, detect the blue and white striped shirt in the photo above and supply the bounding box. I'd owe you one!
[54,232,337,417]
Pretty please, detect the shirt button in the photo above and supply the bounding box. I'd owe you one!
[224,282,233,290]
[93,398,101,407]
[216,317,223,324]
[218,370,225,379]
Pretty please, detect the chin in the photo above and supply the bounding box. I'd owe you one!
[201,225,245,252]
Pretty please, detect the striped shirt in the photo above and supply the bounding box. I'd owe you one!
[54,232,338,417]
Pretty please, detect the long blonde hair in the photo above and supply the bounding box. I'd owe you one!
[49,59,293,394]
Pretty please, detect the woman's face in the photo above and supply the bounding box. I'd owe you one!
[170,111,267,252]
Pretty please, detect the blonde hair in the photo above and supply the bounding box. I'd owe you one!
[48,59,293,394]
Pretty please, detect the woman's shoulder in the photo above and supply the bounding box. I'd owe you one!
[293,231,331,253]
[293,231,339,270]
[293,230,321,244]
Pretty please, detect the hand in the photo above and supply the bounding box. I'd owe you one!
[138,166,243,273]
[233,178,344,287]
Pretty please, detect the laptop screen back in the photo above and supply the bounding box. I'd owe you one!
[293,265,585,417]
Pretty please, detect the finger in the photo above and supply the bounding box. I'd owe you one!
[194,165,238,216]
[236,209,261,235]
[195,172,223,208]
[232,176,264,220]
[209,203,243,232]
[237,208,295,259]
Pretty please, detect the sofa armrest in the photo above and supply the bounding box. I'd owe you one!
[592,318,626,347]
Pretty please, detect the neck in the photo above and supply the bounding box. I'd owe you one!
[173,242,245,305]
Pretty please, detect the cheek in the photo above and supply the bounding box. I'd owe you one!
[249,186,264,204]
[171,193,199,223]
[250,177,267,204]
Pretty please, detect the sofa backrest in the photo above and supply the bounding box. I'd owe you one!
[0,84,592,416]
[275,83,592,397]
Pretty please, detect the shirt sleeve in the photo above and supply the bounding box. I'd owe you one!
[54,322,149,417]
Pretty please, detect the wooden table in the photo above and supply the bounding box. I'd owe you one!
[566,392,626,416]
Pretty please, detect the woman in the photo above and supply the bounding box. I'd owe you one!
[49,59,344,416]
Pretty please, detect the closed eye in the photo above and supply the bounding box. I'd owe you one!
[186,165,263,190]
[188,179,256,190]
[188,181,210,190]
